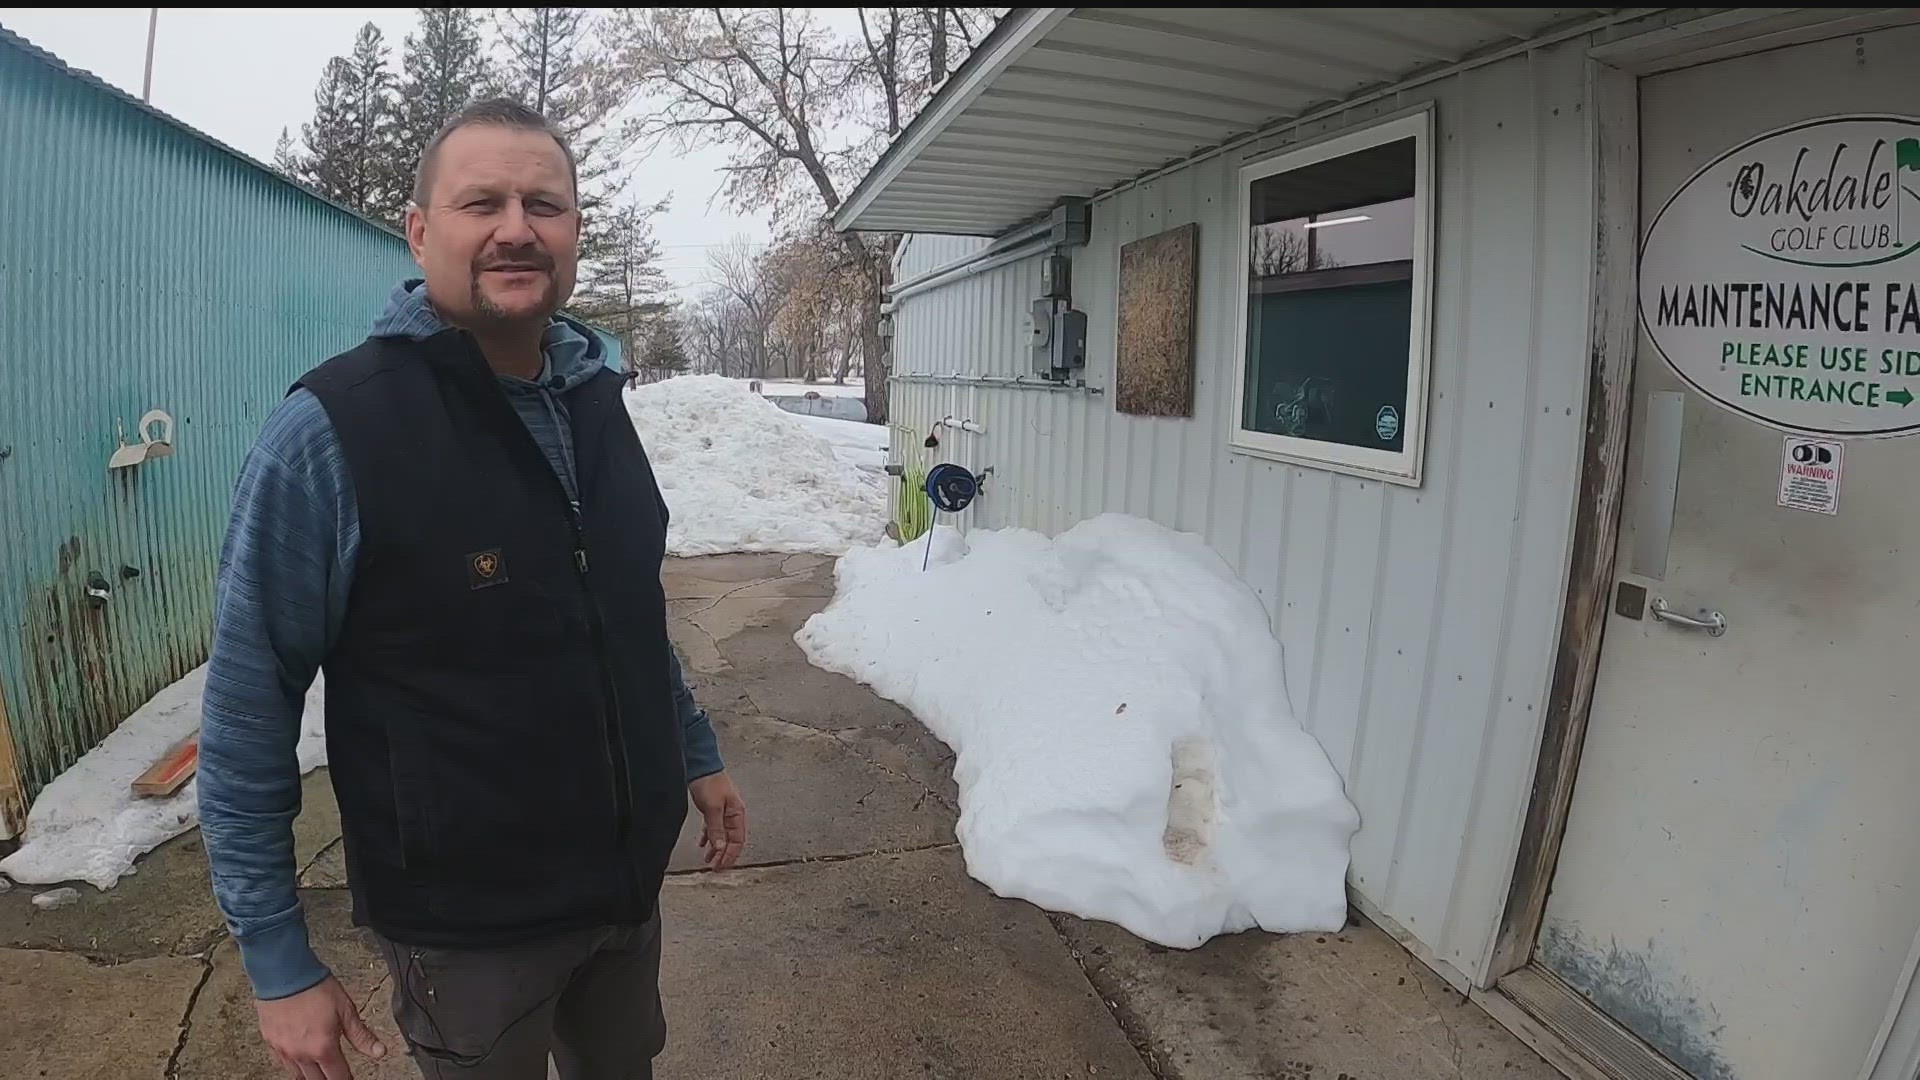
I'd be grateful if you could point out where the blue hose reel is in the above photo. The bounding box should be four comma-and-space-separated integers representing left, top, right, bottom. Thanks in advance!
918, 463, 981, 570
925, 462, 980, 513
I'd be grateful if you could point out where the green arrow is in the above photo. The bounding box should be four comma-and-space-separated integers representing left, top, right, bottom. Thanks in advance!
1892, 387, 1915, 407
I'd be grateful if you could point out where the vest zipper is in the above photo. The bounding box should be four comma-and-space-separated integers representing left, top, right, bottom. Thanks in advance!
567, 499, 637, 876
446, 337, 640, 909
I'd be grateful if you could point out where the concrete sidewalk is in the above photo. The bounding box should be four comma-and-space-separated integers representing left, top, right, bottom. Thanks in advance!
0, 552, 1558, 1080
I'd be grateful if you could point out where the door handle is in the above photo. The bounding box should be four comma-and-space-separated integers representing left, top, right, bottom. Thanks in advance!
1650, 597, 1726, 637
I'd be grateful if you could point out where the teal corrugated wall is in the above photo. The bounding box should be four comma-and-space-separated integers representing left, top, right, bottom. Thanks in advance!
0, 33, 417, 825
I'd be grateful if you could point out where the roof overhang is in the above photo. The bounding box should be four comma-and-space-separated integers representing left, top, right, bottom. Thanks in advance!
835, 7, 1642, 236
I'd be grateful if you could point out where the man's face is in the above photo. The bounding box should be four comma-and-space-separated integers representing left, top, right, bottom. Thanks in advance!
406, 124, 579, 329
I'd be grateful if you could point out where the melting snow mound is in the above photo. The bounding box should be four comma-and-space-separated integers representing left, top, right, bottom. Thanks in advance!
795, 514, 1360, 947
0, 666, 326, 890
625, 375, 889, 556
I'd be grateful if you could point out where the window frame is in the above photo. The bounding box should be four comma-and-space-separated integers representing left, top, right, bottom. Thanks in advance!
1228, 108, 1436, 487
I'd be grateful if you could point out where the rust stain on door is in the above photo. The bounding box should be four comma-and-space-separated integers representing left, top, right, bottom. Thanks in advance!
0, 676, 25, 837
15, 532, 207, 800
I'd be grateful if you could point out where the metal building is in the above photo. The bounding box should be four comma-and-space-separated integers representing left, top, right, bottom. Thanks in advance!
0, 26, 420, 835
840, 9, 1920, 1080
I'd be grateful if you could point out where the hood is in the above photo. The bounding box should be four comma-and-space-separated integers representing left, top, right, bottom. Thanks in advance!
369, 279, 607, 392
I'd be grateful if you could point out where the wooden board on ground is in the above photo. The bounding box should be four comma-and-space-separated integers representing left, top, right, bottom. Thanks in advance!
131, 733, 198, 798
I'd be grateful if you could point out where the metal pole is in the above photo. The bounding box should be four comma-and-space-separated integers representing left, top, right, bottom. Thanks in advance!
142, 8, 158, 102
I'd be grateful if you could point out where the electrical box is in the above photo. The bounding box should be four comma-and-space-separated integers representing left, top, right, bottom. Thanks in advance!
1055, 308, 1087, 374
1031, 301, 1087, 381
1051, 199, 1091, 248
1040, 254, 1072, 300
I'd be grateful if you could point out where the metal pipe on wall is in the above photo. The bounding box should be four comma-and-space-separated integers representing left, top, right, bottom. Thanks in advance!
886, 213, 1061, 296
883, 198, 1090, 312
883, 237, 1054, 312
935, 415, 986, 434
891, 371, 1102, 393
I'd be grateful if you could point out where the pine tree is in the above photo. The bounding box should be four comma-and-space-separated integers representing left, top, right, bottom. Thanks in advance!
490, 9, 649, 321
637, 310, 691, 375
300, 57, 361, 204
571, 198, 673, 357
271, 126, 303, 178
488, 8, 622, 219
396, 7, 489, 198
297, 23, 405, 225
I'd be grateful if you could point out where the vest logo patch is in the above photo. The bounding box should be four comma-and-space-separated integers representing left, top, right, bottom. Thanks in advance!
468, 548, 508, 589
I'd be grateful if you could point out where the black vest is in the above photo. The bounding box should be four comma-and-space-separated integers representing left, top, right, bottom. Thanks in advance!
297, 328, 686, 946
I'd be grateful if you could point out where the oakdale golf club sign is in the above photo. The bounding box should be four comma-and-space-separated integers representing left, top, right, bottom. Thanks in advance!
1640, 115, 1920, 437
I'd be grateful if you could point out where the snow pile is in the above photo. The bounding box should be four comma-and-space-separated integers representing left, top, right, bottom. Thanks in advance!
0, 666, 326, 890
795, 515, 1360, 947
792, 413, 890, 474
625, 374, 888, 556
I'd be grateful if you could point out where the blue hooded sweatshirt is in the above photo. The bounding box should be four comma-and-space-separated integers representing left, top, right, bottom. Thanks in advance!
198, 280, 722, 1001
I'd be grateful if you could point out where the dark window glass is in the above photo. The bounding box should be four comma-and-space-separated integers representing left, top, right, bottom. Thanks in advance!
1243, 137, 1416, 453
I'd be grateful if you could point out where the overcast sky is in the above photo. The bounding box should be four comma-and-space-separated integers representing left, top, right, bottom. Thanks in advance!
0, 7, 777, 300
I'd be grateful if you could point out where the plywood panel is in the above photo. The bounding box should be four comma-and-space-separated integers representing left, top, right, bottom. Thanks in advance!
1116, 222, 1200, 418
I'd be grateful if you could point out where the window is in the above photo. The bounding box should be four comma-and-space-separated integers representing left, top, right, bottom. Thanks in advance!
1231, 110, 1434, 485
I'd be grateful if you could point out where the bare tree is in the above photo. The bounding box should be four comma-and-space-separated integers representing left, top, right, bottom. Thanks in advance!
849, 7, 995, 161
1249, 224, 1311, 278
598, 7, 1001, 423
1248, 220, 1345, 279
683, 288, 764, 378
706, 235, 778, 378
920, 6, 989, 86
763, 227, 863, 384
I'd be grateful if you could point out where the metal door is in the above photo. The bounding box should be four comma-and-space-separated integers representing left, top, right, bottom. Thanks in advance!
1538, 25, 1920, 1080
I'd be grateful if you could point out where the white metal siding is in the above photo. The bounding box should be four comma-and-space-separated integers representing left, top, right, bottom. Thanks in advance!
887, 36, 1596, 987
894, 234, 990, 280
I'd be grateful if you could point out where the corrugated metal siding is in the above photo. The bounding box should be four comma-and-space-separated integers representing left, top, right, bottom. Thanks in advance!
893, 234, 990, 281
0, 36, 416, 820
887, 35, 1595, 986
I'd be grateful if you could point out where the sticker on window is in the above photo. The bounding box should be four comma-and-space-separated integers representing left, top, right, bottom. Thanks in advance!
1375, 405, 1400, 442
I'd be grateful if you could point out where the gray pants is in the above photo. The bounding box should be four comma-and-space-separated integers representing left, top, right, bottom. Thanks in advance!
373, 913, 666, 1080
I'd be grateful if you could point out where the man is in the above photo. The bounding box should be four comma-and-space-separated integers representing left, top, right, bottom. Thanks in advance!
199, 98, 747, 1080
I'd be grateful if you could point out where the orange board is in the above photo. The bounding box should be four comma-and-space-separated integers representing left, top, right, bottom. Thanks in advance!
130, 732, 198, 798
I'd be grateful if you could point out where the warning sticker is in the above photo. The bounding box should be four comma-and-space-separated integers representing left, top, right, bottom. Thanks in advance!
1778, 436, 1844, 515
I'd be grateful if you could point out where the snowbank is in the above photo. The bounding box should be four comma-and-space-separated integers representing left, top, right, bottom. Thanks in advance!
795, 515, 1360, 947
792, 413, 890, 474
625, 375, 888, 557
0, 666, 327, 889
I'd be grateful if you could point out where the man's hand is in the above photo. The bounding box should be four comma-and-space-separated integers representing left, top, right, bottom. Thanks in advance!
256, 974, 386, 1080
689, 771, 748, 870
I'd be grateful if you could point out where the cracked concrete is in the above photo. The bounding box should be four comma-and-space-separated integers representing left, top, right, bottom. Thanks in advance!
664, 709, 956, 873
0, 947, 206, 1078
0, 552, 1554, 1080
